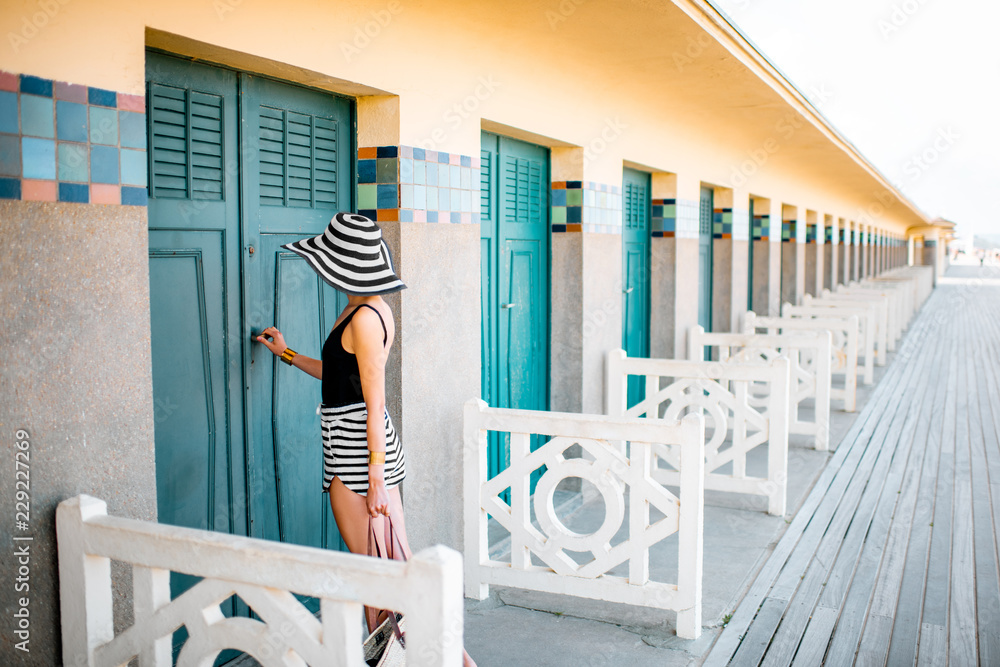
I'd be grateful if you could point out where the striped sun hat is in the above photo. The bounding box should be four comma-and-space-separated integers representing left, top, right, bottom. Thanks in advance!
282, 213, 406, 295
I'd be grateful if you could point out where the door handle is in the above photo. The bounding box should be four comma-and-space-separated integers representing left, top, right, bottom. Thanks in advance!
501, 303, 517, 309
623, 287, 634, 294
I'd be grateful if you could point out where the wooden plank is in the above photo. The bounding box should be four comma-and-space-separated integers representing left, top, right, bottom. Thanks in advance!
854, 614, 894, 667
729, 597, 787, 667
916, 622, 947, 666
948, 342, 977, 666
788, 606, 838, 667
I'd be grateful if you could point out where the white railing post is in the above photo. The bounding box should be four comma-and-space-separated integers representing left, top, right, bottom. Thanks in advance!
676, 414, 705, 639
133, 566, 171, 667
57, 495, 114, 667
767, 356, 791, 516
404, 546, 465, 667
463, 398, 489, 601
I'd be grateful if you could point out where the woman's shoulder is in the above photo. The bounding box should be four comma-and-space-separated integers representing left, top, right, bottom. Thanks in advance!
349, 302, 393, 341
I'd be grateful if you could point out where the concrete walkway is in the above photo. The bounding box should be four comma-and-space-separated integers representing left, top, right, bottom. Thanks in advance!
705, 261, 1000, 666
461, 303, 909, 665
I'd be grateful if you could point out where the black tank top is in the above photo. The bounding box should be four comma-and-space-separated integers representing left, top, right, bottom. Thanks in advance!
322, 304, 388, 407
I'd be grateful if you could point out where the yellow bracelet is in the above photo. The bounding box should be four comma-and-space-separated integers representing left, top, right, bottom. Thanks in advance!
280, 347, 297, 366
368, 451, 385, 465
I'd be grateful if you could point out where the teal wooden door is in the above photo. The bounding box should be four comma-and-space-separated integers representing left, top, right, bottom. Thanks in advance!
622, 168, 650, 408
698, 186, 714, 344
147, 54, 353, 648
480, 131, 549, 485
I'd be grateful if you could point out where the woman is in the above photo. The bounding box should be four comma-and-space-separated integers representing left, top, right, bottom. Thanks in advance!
256, 212, 475, 666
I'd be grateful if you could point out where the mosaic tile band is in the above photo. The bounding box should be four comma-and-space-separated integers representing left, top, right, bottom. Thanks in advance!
357, 145, 479, 223
0, 71, 147, 205
551, 181, 622, 233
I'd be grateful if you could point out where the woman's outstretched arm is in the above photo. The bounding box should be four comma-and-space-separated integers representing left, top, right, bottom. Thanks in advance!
351, 308, 391, 518
256, 327, 323, 379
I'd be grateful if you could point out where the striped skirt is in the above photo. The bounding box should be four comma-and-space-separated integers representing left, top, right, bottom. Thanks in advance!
320, 402, 406, 494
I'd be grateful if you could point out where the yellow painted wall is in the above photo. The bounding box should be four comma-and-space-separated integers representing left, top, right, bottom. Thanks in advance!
0, 0, 926, 234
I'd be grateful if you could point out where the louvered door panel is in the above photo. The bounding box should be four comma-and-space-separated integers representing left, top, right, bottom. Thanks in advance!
148, 83, 225, 200
258, 106, 341, 209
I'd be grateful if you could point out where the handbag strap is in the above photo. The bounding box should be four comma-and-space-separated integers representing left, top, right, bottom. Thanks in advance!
367, 515, 407, 647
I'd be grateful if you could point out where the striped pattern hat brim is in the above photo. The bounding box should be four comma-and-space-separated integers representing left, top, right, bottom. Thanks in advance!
282, 212, 406, 295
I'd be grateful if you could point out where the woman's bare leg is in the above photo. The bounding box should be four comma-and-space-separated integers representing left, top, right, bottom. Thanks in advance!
328, 479, 475, 666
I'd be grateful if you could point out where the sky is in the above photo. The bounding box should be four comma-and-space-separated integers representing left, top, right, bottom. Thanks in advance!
709, 0, 1000, 240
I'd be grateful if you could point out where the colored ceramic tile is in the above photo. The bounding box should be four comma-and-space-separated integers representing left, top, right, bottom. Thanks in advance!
121, 186, 147, 206
376, 208, 398, 221
450, 211, 461, 223
412, 147, 426, 161
357, 158, 376, 184
90, 144, 119, 184
22, 179, 57, 201
438, 152, 449, 164
448, 153, 459, 166
399, 158, 413, 184
425, 163, 438, 186
117, 93, 145, 112
551, 224, 567, 233
438, 164, 450, 188
400, 184, 413, 209
460, 190, 471, 213
461, 167, 472, 190
118, 111, 146, 149
413, 185, 426, 209
358, 208, 377, 220
425, 186, 438, 210
58, 182, 88, 203
0, 135, 20, 177
20, 75, 52, 98
376, 183, 396, 208
551, 207, 567, 225
357, 183, 377, 210
20, 95, 54, 138
412, 209, 426, 222
426, 211, 438, 223
438, 188, 450, 211
54, 81, 88, 103
0, 177, 20, 199
565, 189, 583, 206
56, 101, 88, 142
398, 208, 413, 222
551, 189, 567, 206
21, 137, 55, 179
376, 146, 397, 158
460, 155, 471, 167
413, 159, 426, 185
399, 145, 413, 159
57, 142, 88, 182
89, 106, 118, 145
0, 72, 18, 92
449, 165, 460, 188
375, 157, 396, 184
0, 91, 19, 134
120, 148, 147, 186
88, 87, 117, 108
90, 183, 120, 205
567, 206, 582, 223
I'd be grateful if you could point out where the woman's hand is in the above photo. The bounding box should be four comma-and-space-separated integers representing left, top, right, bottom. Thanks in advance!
366, 474, 390, 517
256, 326, 287, 356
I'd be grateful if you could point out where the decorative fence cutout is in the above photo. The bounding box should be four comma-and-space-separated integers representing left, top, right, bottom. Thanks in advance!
57, 495, 463, 667
463, 399, 706, 639
606, 349, 790, 516
743, 311, 859, 412
688, 325, 832, 450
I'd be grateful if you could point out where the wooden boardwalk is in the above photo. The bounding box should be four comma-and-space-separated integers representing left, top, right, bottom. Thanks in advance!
705, 266, 1000, 666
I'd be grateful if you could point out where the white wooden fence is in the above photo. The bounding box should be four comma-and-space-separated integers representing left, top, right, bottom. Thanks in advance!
743, 311, 859, 412
606, 349, 790, 516
781, 302, 875, 385
820, 287, 900, 350
688, 325, 832, 451
463, 399, 706, 639
57, 495, 463, 667
800, 294, 889, 366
